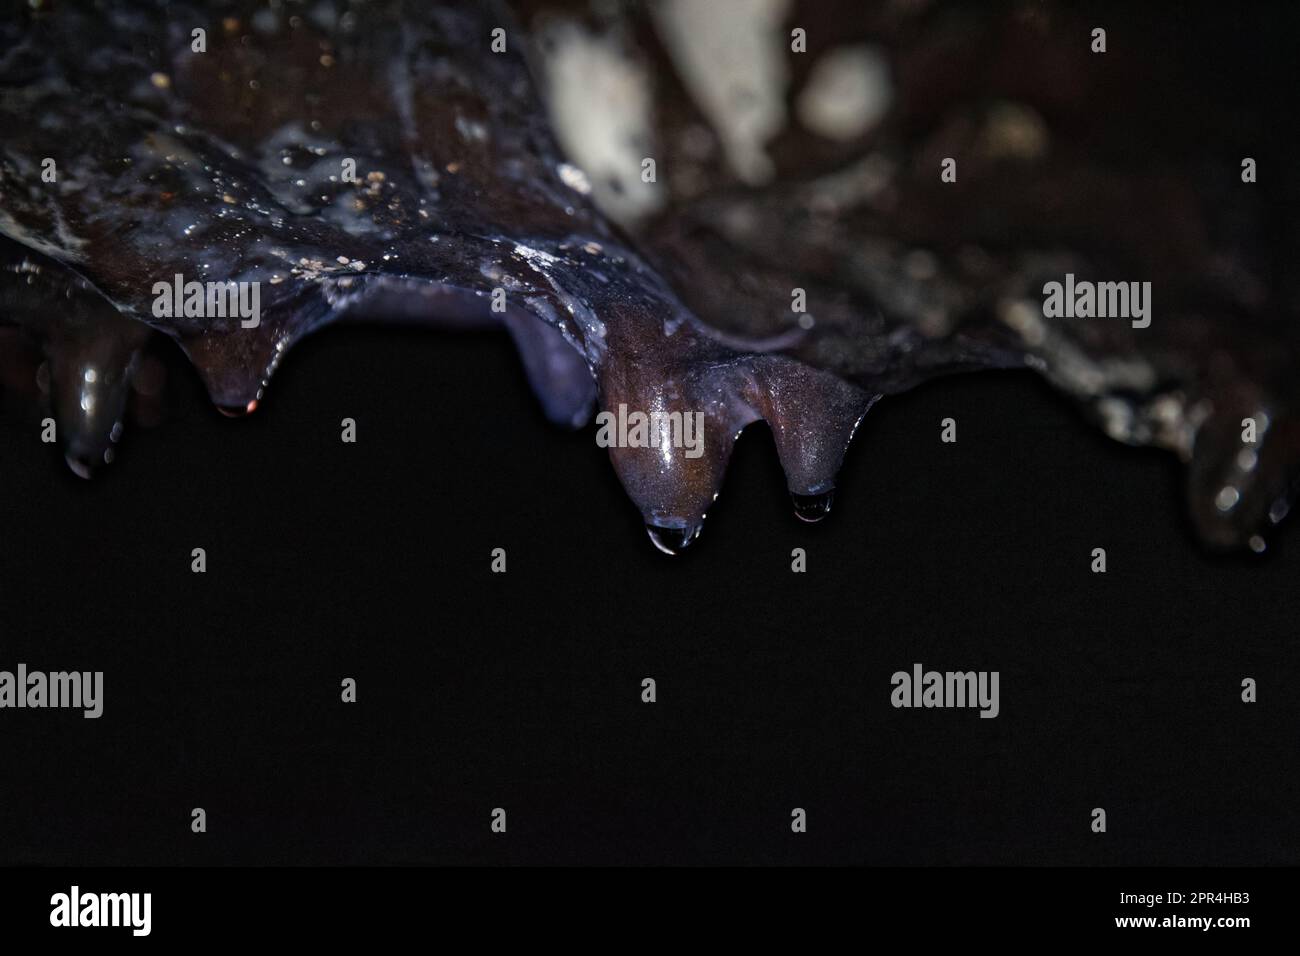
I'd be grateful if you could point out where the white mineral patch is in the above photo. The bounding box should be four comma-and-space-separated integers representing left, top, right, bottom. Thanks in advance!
512, 243, 559, 269
0, 208, 88, 263
557, 162, 592, 195
539, 21, 662, 224
651, 0, 790, 185
796, 45, 892, 142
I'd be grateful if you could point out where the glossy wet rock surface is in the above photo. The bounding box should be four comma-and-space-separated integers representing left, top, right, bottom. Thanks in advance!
1, 0, 1297, 553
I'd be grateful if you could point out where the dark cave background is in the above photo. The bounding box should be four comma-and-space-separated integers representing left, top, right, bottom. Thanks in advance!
1, 324, 1296, 865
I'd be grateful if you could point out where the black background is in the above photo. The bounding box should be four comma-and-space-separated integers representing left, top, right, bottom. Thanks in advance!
1, 323, 1296, 866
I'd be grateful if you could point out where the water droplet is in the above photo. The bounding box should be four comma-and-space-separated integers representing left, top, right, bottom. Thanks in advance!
1269, 496, 1291, 525
216, 399, 258, 418
791, 490, 834, 522
645, 523, 701, 555
64, 452, 96, 480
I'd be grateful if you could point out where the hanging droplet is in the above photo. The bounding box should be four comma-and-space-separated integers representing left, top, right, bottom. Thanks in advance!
645, 523, 702, 555
791, 490, 834, 523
